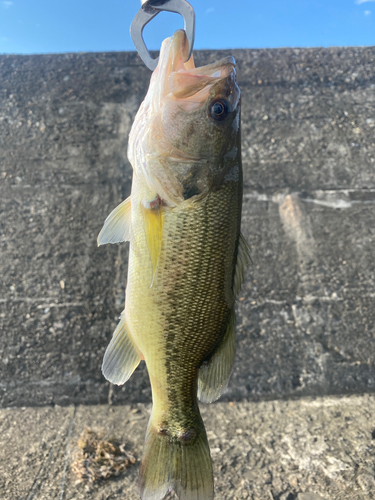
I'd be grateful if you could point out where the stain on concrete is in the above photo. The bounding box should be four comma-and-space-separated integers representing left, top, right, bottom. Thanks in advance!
278, 193, 315, 268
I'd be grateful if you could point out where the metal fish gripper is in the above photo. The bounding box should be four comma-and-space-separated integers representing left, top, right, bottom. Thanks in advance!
130, 0, 195, 70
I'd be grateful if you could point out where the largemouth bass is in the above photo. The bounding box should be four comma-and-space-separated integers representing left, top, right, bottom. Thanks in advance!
98, 30, 250, 500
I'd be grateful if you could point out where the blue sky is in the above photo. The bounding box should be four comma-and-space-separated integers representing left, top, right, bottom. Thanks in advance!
0, 0, 374, 55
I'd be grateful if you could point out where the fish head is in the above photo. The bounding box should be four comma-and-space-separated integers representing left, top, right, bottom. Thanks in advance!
128, 30, 241, 205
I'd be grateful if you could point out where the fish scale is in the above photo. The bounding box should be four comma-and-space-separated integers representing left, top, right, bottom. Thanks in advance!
127, 176, 241, 397
98, 30, 250, 500
126, 174, 241, 497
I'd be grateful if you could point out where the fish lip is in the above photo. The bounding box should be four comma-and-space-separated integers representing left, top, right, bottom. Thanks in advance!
164, 29, 236, 74
154, 30, 236, 101
183, 56, 236, 77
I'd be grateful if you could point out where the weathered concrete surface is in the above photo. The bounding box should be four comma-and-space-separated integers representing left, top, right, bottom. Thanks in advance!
1, 47, 375, 407
1, 395, 375, 500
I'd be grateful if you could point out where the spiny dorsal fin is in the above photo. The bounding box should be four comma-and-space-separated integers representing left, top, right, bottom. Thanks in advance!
102, 312, 142, 385
198, 309, 236, 404
97, 196, 131, 246
233, 232, 252, 296
141, 199, 164, 285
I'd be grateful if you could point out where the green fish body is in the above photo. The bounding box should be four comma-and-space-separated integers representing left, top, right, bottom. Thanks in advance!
98, 30, 250, 500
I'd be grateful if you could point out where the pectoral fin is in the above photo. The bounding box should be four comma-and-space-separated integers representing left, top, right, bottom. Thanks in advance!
97, 196, 131, 246
141, 198, 164, 285
198, 309, 236, 403
233, 232, 252, 296
102, 312, 142, 385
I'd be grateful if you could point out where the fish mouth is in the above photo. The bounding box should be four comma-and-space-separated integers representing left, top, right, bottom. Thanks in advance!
151, 29, 237, 106
128, 30, 241, 207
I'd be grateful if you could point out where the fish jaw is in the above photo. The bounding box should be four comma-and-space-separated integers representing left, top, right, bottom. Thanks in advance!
128, 29, 241, 207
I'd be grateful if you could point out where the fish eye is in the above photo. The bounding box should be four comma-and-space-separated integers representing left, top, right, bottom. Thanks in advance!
209, 99, 230, 122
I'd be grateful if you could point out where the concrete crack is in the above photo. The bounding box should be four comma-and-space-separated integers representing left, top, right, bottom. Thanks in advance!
59, 405, 76, 500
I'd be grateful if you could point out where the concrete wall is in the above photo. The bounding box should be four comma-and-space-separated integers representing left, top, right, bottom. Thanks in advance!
1, 47, 375, 407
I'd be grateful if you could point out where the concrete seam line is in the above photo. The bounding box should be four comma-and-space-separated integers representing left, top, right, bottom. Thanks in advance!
59, 405, 76, 500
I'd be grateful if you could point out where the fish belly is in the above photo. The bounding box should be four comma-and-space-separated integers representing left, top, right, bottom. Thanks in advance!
125, 172, 242, 423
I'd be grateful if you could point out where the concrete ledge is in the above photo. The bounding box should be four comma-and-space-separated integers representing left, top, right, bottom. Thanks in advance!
1, 394, 374, 500
1, 47, 375, 407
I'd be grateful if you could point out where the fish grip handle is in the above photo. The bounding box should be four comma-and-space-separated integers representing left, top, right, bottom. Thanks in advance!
131, 0, 195, 70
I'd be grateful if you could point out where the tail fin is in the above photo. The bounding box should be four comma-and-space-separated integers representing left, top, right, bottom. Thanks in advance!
139, 418, 213, 500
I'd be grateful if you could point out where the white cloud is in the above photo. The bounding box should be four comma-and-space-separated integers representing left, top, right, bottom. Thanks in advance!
365, 9, 371, 13
2, 1, 14, 7
355, 0, 375, 4
206, 7, 214, 14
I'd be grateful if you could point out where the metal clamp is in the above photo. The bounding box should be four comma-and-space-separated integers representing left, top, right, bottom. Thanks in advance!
130, 0, 195, 71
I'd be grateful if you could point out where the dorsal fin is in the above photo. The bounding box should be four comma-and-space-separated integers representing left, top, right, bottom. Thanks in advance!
97, 196, 131, 246
233, 233, 252, 296
198, 309, 236, 403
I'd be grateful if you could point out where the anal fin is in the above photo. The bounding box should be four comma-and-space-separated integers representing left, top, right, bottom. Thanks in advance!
102, 312, 142, 385
97, 196, 131, 246
198, 309, 236, 404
